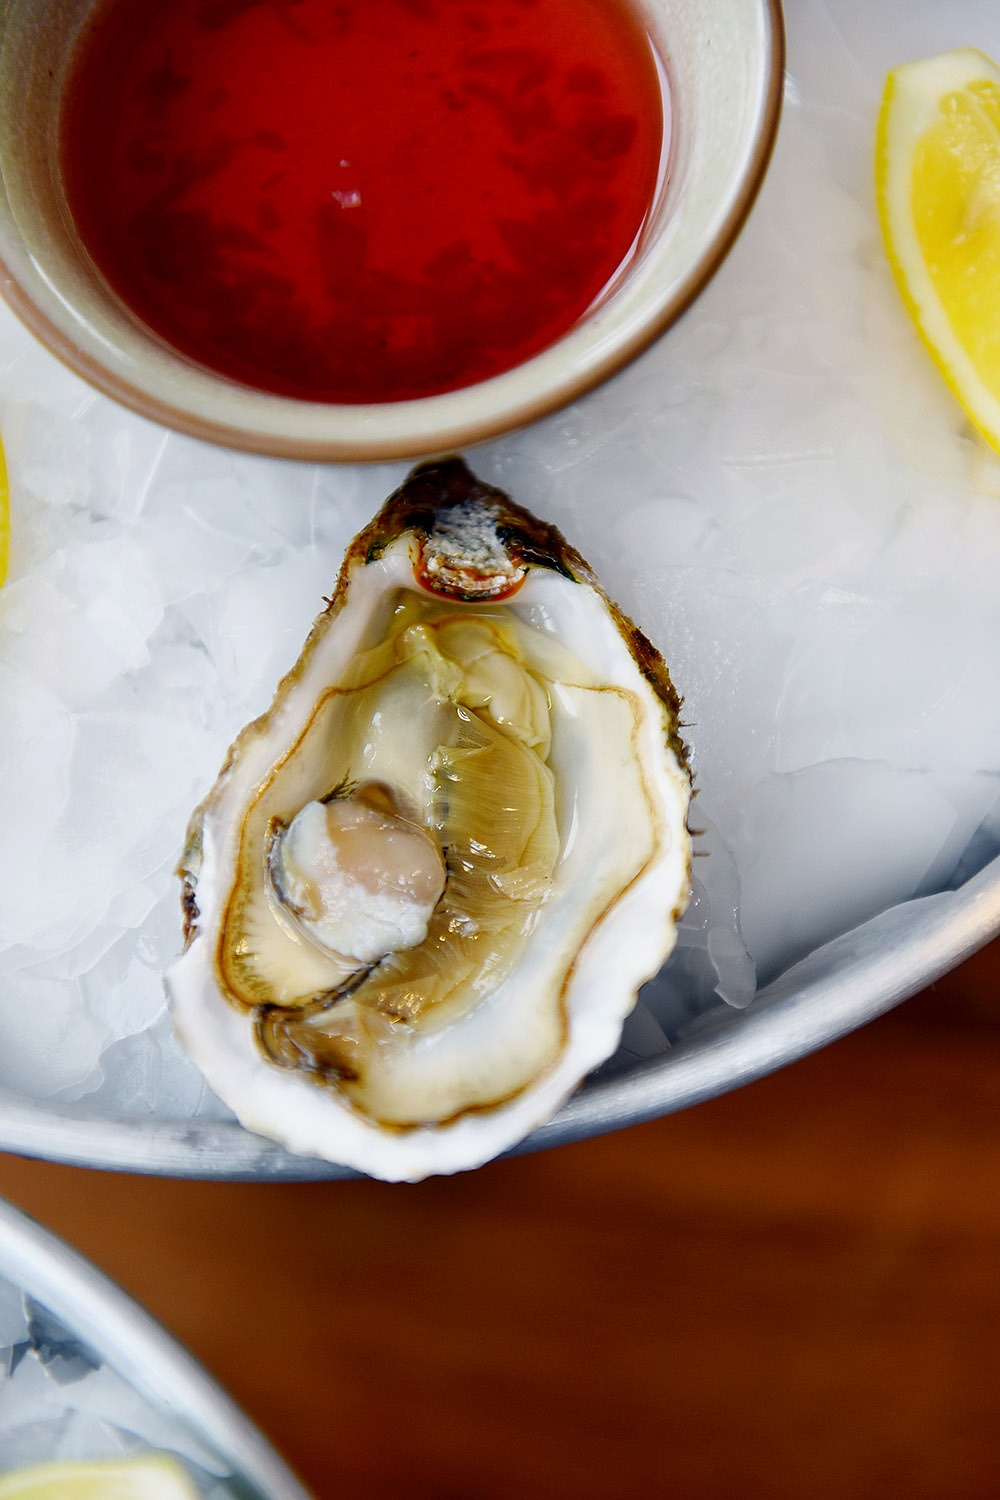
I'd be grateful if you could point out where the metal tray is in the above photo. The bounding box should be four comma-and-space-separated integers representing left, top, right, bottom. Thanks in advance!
0, 1195, 313, 1494
1, 0, 999, 1179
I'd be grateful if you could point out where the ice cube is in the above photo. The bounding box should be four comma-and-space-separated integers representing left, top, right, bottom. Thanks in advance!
0, 1279, 27, 1352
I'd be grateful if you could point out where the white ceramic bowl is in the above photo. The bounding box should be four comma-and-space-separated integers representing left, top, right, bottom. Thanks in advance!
0, 0, 783, 460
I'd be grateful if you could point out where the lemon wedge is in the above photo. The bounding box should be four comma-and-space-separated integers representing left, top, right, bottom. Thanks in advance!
0, 423, 9, 587
0, 1455, 201, 1500
876, 46, 1000, 451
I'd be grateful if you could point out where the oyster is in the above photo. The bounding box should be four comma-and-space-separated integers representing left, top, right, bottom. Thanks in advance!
166, 459, 692, 1180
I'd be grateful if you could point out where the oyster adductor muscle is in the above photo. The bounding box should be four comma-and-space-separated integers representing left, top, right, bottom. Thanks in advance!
166, 459, 692, 1180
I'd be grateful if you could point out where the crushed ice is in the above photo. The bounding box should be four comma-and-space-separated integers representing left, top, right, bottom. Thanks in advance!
0, 1274, 231, 1491
1, 0, 1000, 1121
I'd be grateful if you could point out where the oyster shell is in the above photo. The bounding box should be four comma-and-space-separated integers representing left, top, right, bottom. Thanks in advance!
166, 459, 692, 1180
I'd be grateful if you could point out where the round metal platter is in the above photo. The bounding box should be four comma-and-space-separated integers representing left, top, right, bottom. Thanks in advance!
1, 0, 999, 1179
0, 1196, 313, 1494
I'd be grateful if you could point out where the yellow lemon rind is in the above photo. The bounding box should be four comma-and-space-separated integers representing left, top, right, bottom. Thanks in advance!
0, 1454, 201, 1500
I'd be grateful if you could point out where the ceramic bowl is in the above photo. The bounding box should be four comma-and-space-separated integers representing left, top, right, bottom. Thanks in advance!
0, 0, 783, 462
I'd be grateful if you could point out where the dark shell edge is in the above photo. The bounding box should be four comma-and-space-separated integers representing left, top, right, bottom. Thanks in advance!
332, 456, 692, 779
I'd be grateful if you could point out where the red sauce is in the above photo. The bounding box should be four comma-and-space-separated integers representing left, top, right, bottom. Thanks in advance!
61, 0, 664, 404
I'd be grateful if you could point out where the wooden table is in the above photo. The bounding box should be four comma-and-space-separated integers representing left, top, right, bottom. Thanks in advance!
2, 938, 999, 1500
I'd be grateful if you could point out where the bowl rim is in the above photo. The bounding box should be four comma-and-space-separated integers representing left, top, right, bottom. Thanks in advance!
0, 0, 786, 462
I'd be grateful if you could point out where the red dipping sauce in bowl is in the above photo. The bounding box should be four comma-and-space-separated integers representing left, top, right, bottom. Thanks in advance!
60, 0, 666, 404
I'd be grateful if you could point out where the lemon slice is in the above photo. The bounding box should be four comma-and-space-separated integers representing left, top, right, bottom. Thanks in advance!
0, 1455, 201, 1500
0, 423, 9, 587
876, 46, 1000, 451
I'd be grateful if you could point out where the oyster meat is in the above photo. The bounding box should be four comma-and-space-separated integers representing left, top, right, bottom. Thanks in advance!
166, 459, 692, 1179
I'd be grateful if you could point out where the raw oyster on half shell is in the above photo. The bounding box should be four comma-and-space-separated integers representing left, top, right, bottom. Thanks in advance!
166, 459, 692, 1180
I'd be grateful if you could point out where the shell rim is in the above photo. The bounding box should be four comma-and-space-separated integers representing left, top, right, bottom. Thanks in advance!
166, 459, 693, 1178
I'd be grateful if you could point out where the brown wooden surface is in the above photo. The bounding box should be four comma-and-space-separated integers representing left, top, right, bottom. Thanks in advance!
2, 939, 1000, 1500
